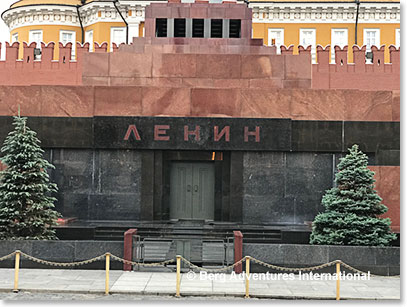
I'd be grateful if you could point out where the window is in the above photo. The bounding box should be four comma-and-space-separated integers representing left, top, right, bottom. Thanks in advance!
268, 28, 284, 54
300, 29, 316, 63
211, 19, 223, 38
85, 30, 94, 51
156, 19, 167, 37
174, 19, 186, 37
110, 27, 126, 51
11, 33, 18, 43
395, 28, 400, 47
29, 30, 43, 60
331, 29, 348, 63
192, 19, 204, 38
363, 29, 380, 51
60, 30, 76, 59
229, 20, 241, 38
29, 30, 43, 48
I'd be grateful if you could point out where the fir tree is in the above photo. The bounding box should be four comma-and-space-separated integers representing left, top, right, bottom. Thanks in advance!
310, 144, 396, 246
0, 116, 61, 240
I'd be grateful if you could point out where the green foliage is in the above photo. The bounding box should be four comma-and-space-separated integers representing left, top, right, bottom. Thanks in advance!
0, 116, 61, 240
310, 144, 396, 246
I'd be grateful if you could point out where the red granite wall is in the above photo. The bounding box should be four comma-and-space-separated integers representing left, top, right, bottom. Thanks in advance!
312, 45, 400, 91
369, 166, 400, 232
0, 85, 399, 121
82, 51, 311, 89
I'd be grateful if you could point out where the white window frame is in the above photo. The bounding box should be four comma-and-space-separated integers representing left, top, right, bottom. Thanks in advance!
299, 28, 316, 63
363, 28, 380, 51
110, 27, 126, 51
85, 30, 94, 51
29, 30, 43, 60
11, 33, 18, 43
60, 30, 76, 60
395, 28, 400, 48
29, 30, 43, 48
331, 28, 348, 64
268, 28, 284, 54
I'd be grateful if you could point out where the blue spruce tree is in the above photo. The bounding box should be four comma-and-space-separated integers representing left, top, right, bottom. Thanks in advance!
0, 116, 61, 240
310, 144, 396, 246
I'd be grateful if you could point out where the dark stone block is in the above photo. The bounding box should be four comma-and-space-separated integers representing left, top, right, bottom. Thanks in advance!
99, 150, 142, 194
243, 243, 286, 264
376, 149, 400, 166
31, 241, 75, 262
280, 244, 329, 265
344, 121, 400, 153
286, 153, 333, 197
0, 116, 14, 146
59, 193, 89, 219
88, 194, 140, 220
40, 117, 93, 148
74, 241, 123, 260
140, 150, 155, 220
55, 227, 95, 240
243, 196, 295, 224
243, 167, 286, 197
294, 196, 325, 224
328, 246, 376, 265
0, 241, 32, 255
94, 116, 292, 151
281, 231, 311, 244
375, 247, 400, 265
230, 151, 243, 222
292, 121, 343, 152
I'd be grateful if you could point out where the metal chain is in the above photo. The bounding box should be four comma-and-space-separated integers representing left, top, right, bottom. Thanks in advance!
250, 257, 339, 273
110, 254, 175, 267
0, 251, 16, 262
18, 251, 106, 267
180, 256, 246, 273
2, 250, 400, 278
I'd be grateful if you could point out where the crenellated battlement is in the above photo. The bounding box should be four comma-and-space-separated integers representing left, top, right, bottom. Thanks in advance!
0, 40, 400, 90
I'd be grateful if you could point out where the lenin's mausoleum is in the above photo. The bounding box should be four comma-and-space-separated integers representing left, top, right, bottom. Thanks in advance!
0, 0, 400, 274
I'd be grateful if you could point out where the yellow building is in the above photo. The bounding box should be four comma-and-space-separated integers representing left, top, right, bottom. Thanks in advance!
2, 0, 400, 63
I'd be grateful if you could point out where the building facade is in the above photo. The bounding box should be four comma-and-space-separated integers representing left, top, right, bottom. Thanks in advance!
2, 0, 400, 63
0, 2, 400, 259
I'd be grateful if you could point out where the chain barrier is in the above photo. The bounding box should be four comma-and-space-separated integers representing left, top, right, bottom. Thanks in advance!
110, 254, 175, 267
18, 251, 106, 267
0, 251, 16, 262
0, 250, 399, 278
180, 256, 245, 273
250, 257, 339, 273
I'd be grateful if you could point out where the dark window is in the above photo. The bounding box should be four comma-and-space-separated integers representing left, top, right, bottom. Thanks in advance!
211, 19, 223, 38
229, 19, 241, 38
192, 19, 204, 38
156, 18, 167, 37
174, 18, 186, 37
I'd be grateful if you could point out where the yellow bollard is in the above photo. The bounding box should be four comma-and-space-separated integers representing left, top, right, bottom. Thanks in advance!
245, 256, 250, 298
13, 251, 20, 293
176, 255, 181, 297
105, 253, 110, 295
336, 262, 341, 300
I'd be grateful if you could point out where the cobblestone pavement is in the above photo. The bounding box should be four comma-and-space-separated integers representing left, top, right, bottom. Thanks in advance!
0, 269, 400, 300
0, 291, 251, 301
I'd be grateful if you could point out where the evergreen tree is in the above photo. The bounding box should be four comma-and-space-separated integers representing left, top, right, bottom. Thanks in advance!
310, 144, 396, 246
0, 116, 61, 240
